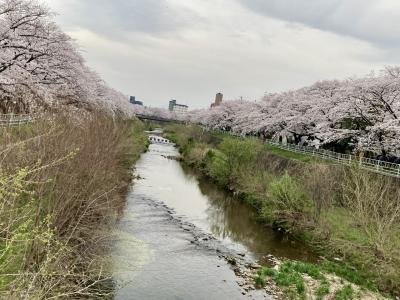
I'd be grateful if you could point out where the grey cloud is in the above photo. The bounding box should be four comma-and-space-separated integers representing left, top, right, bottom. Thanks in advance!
56, 0, 190, 37
237, 0, 400, 48
48, 0, 396, 109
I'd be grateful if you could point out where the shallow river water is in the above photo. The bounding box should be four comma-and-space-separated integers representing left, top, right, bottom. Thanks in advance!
112, 142, 316, 300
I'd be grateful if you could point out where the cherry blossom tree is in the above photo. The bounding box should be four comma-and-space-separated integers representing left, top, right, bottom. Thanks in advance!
0, 0, 137, 116
190, 67, 400, 156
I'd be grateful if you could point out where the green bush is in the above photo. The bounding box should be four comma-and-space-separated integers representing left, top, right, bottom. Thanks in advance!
263, 173, 314, 230
219, 137, 260, 173
204, 149, 230, 187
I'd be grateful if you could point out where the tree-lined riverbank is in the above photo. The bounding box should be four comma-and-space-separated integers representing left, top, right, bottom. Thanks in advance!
165, 124, 400, 298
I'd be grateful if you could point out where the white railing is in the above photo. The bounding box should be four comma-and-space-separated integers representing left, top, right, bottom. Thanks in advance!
266, 140, 400, 178
0, 114, 35, 127
203, 127, 400, 178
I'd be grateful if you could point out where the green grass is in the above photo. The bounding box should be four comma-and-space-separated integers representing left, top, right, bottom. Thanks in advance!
256, 261, 318, 299
323, 208, 369, 246
207, 130, 318, 163
0, 123, 35, 143
204, 129, 319, 163
290, 261, 325, 280
316, 281, 331, 300
264, 144, 315, 162
321, 261, 377, 291
264, 144, 336, 165
120, 120, 149, 168
335, 285, 355, 300
255, 259, 382, 299
208, 129, 333, 165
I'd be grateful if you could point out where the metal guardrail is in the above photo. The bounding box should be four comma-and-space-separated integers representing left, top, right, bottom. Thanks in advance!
203, 127, 400, 178
266, 140, 400, 178
0, 114, 35, 127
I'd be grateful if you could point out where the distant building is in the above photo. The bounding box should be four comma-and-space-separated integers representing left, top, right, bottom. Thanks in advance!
173, 104, 189, 114
169, 99, 188, 114
169, 99, 177, 111
211, 93, 223, 108
130, 96, 143, 106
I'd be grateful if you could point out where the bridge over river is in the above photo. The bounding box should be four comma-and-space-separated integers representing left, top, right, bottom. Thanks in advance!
136, 113, 184, 124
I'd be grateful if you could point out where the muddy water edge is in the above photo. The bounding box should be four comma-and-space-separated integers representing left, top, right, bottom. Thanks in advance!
111, 139, 318, 300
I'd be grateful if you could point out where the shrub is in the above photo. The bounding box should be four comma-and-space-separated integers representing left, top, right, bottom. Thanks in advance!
204, 149, 230, 187
219, 137, 260, 174
342, 166, 400, 260
263, 173, 314, 230
185, 143, 209, 167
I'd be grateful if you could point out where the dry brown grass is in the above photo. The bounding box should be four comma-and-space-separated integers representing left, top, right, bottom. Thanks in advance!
342, 166, 400, 258
0, 112, 147, 299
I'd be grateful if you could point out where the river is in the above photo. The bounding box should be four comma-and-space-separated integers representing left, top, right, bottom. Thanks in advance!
111, 140, 317, 300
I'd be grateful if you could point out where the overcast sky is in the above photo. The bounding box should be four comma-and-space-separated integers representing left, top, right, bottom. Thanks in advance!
48, 0, 400, 109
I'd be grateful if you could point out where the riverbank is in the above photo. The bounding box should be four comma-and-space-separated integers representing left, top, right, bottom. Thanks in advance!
0, 114, 148, 298
165, 124, 400, 299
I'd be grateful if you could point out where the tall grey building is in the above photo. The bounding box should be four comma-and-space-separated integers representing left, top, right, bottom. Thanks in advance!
211, 93, 223, 108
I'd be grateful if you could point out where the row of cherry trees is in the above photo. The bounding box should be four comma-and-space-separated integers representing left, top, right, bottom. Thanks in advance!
0, 0, 134, 116
186, 67, 400, 157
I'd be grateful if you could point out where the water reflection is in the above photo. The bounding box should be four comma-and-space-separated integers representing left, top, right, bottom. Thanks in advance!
180, 165, 317, 263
